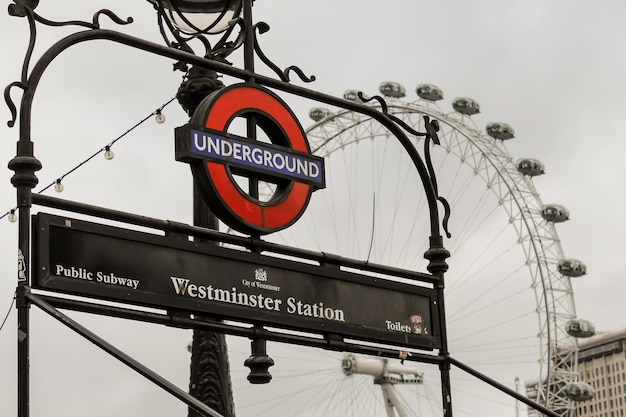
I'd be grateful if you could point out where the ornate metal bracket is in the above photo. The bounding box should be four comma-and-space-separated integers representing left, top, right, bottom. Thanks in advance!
5, 1, 133, 127
252, 22, 315, 83
358, 92, 451, 238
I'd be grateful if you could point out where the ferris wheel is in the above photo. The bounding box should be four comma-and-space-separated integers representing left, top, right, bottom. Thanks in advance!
225, 81, 593, 417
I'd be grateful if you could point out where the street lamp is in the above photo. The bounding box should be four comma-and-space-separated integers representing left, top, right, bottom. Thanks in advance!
151, 0, 242, 34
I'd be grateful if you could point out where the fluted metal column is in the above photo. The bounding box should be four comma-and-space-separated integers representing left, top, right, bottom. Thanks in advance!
177, 65, 235, 417
188, 187, 235, 417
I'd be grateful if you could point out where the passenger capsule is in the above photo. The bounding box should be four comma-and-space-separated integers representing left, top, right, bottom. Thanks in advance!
516, 158, 545, 176
416, 84, 444, 101
379, 81, 406, 98
557, 258, 586, 277
565, 319, 596, 338
343, 89, 363, 101
452, 97, 480, 115
540, 204, 569, 223
564, 382, 594, 401
309, 107, 331, 122
486, 122, 515, 140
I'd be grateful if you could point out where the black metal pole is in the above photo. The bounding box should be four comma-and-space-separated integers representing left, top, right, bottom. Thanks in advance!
243, 0, 259, 198
16, 266, 29, 417
175, 43, 235, 417
240, 0, 259, 201
424, 235, 452, 417
16, 210, 30, 417
242, 0, 254, 76
449, 356, 560, 417
9, 128, 42, 417
243, 36, 259, 200
188, 181, 236, 417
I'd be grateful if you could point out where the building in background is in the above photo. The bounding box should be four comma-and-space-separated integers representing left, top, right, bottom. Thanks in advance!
576, 328, 626, 417
525, 328, 626, 417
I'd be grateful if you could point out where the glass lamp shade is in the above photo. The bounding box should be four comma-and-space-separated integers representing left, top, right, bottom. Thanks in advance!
157, 0, 242, 34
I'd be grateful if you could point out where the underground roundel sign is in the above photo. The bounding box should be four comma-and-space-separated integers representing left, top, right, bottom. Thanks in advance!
175, 83, 325, 235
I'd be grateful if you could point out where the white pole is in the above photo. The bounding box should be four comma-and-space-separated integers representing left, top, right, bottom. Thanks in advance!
380, 383, 399, 417
383, 383, 412, 417
342, 353, 423, 417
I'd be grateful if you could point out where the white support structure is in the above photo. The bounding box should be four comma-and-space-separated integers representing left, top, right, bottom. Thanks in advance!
342, 353, 423, 417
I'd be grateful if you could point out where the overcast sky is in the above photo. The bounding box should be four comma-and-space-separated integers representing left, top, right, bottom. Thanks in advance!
1, 1, 625, 417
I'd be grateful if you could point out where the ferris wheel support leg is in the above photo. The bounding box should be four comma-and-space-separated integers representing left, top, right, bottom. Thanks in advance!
380, 384, 397, 417
381, 383, 412, 417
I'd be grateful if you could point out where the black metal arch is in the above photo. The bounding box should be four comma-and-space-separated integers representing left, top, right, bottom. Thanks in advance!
4, 2, 559, 417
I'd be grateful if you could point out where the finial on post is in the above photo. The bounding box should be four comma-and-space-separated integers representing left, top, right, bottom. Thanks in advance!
244, 338, 274, 384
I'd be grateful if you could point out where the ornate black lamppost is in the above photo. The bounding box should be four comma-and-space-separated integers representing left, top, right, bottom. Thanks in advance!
5, 1, 564, 417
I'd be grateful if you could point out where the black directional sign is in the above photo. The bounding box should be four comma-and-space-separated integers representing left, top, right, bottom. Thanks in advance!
32, 213, 440, 350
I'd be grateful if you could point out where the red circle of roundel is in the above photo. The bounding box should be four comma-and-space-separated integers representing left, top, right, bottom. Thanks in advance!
193, 83, 314, 235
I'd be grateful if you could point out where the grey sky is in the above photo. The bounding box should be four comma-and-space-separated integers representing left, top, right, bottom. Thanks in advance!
1, 1, 625, 416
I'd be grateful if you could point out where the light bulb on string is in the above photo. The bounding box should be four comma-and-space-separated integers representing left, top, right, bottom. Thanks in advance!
155, 110, 166, 124
54, 179, 64, 193
104, 146, 115, 160
8, 209, 17, 223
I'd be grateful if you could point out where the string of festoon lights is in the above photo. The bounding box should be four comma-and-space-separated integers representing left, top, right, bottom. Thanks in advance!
1, 97, 176, 222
